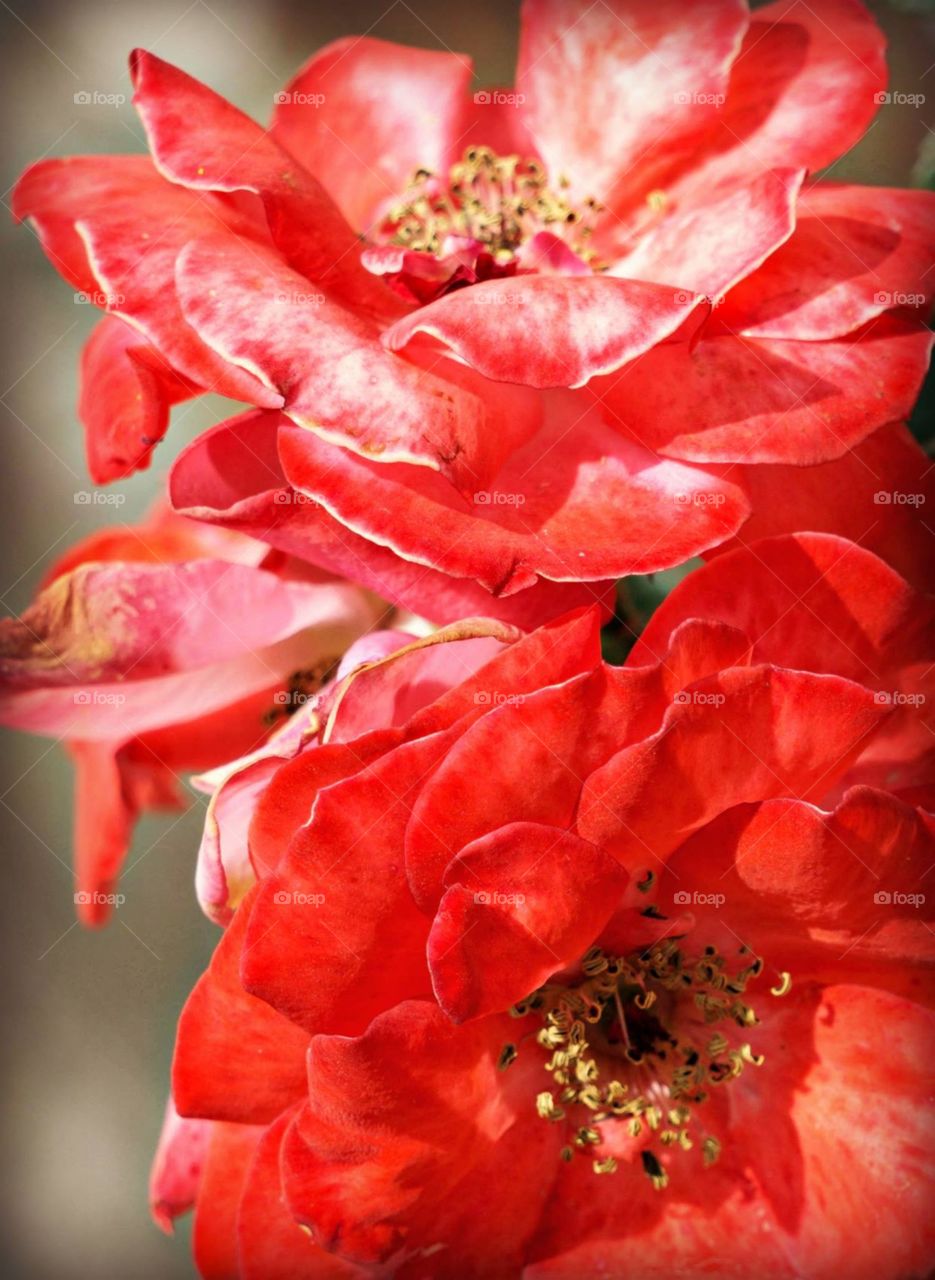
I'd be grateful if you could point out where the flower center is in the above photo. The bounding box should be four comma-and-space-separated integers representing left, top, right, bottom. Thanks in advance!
379, 146, 603, 263
507, 941, 791, 1188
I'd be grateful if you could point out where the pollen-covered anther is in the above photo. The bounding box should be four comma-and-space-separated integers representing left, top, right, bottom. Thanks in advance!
381, 145, 604, 262
514, 940, 788, 1191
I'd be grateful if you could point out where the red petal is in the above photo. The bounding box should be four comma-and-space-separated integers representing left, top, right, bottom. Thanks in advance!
168, 409, 617, 625
175, 234, 494, 492
732, 422, 935, 593
579, 666, 888, 869
193, 1123, 263, 1280
241, 729, 464, 1034
281, 1001, 556, 1269
149, 1098, 212, 1234
13, 155, 278, 404
516, 0, 748, 208
720, 184, 935, 340
596, 315, 932, 465
173, 891, 309, 1124
384, 276, 700, 387
633, 531, 932, 688
129, 49, 391, 314
79, 316, 197, 483
279, 399, 749, 590
429, 822, 628, 1022
237, 1109, 361, 1278
271, 37, 472, 233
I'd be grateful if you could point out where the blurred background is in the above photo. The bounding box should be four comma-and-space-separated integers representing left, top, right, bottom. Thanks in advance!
0, 1, 932, 1276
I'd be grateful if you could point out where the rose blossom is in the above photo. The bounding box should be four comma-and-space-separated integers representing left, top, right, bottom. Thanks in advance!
0, 500, 383, 924
157, 532, 933, 1277
12, 0, 935, 623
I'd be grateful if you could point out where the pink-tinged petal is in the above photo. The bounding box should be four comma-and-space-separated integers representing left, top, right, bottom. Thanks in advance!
238, 1110, 364, 1279
175, 234, 495, 492
429, 822, 628, 1023
279, 399, 749, 590
730, 986, 935, 1280
694, 0, 887, 182
516, 0, 749, 207
173, 890, 309, 1124
664, 790, 935, 981
402, 605, 603, 739
79, 316, 198, 484
241, 728, 463, 1035
323, 627, 512, 744
730, 422, 935, 593
720, 184, 935, 340
13, 155, 279, 404
0, 558, 373, 739
193, 1123, 264, 1280
578, 666, 888, 870
632, 531, 932, 689
195, 748, 301, 928
271, 37, 472, 233
597, 316, 933, 464
149, 1097, 212, 1234
169, 409, 617, 625
384, 276, 700, 388
129, 49, 393, 315
281, 1001, 557, 1270
608, 166, 803, 300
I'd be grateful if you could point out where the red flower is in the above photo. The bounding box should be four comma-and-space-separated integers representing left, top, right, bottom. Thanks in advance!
0, 501, 383, 924
162, 533, 934, 1277
13, 1, 935, 623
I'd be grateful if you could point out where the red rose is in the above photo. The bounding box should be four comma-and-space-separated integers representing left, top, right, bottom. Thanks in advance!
0, 501, 383, 924
161, 533, 934, 1277
14, 1, 935, 623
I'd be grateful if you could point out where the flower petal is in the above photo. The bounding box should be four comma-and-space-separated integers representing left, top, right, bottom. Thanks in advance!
579, 666, 888, 869
79, 316, 198, 483
271, 37, 473, 233
597, 315, 933, 464
429, 822, 628, 1022
516, 0, 749, 207
384, 275, 700, 388
720, 184, 935, 340
173, 890, 309, 1124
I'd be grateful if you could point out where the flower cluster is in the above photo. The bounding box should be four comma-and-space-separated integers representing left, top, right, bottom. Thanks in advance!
3, 0, 934, 1276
